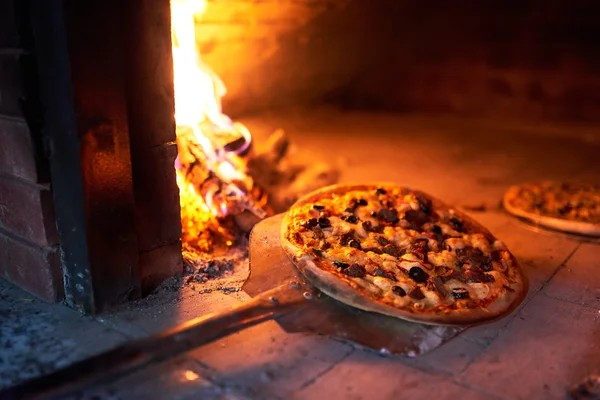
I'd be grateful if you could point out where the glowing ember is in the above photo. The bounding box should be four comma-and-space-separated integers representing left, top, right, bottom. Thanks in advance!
170, 0, 269, 252
177, 172, 233, 252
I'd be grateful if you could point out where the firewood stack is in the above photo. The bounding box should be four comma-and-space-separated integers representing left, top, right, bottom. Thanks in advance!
175, 126, 340, 251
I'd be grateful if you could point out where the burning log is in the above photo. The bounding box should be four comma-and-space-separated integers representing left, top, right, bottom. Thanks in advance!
176, 124, 339, 252
175, 126, 210, 184
176, 123, 272, 252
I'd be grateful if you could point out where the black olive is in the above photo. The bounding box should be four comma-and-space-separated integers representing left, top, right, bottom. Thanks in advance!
392, 286, 406, 296
451, 287, 469, 299
417, 196, 432, 215
371, 211, 378, 217
376, 188, 387, 195
313, 205, 325, 211
432, 225, 442, 234
449, 217, 464, 232
322, 242, 332, 251
342, 215, 358, 224
333, 262, 349, 269
348, 239, 362, 250
408, 266, 429, 283
304, 218, 318, 228
357, 199, 368, 206
318, 217, 331, 228
343, 264, 365, 278
345, 207, 354, 213
312, 248, 323, 257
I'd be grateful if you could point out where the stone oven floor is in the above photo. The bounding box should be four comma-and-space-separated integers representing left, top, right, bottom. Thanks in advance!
2, 108, 600, 399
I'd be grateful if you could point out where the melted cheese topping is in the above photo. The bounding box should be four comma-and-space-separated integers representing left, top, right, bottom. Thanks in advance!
285, 186, 517, 314
508, 182, 600, 223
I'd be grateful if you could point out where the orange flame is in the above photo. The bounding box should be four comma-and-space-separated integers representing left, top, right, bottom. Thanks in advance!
171, 0, 266, 252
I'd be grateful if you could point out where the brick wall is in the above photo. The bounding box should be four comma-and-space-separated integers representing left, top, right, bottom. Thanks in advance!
0, 0, 63, 302
197, 0, 390, 117
340, 2, 600, 122
199, 0, 600, 123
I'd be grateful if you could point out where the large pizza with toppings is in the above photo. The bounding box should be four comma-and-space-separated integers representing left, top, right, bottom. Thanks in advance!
503, 182, 600, 237
281, 184, 527, 325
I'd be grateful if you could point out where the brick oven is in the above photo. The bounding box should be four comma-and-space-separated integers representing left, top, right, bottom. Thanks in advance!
1, 0, 599, 317
1, 1, 600, 398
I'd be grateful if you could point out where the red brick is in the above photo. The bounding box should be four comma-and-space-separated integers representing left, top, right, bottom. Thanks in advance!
0, 117, 38, 182
0, 177, 58, 245
139, 240, 182, 295
0, 232, 63, 302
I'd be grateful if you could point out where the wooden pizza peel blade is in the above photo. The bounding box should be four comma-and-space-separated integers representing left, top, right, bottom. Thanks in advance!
243, 213, 467, 357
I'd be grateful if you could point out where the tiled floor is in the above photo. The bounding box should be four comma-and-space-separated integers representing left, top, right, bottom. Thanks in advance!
1, 110, 600, 399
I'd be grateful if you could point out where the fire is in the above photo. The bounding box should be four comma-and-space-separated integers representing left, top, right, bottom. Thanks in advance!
170, 0, 268, 252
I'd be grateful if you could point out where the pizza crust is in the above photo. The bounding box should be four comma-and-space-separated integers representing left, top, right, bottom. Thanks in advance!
281, 183, 528, 326
503, 185, 600, 237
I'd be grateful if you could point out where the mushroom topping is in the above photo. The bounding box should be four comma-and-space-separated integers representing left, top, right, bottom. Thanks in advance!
408, 286, 425, 300
377, 208, 400, 224
343, 263, 366, 278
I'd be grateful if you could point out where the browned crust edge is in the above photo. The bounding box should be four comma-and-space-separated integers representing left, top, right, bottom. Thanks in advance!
503, 185, 600, 237
281, 183, 529, 326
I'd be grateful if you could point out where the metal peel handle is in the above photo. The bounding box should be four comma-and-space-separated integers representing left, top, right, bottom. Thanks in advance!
0, 282, 310, 400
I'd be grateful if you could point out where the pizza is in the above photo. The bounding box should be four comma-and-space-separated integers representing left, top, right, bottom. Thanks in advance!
503, 182, 600, 237
281, 184, 527, 326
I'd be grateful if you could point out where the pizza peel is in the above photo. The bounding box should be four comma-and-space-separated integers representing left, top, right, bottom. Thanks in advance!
2, 214, 466, 399
243, 213, 466, 356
